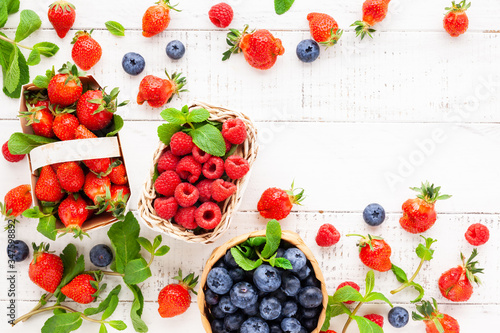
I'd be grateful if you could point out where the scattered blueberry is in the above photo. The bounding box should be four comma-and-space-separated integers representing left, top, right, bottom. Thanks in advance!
7, 240, 29, 262
388, 306, 409, 328
296, 39, 320, 63
121, 52, 145, 75
211, 319, 230, 333
270, 324, 283, 333
224, 311, 246, 331
284, 248, 306, 273
295, 265, 311, 280
298, 286, 323, 309
205, 289, 220, 306
281, 318, 302, 333
241, 317, 270, 333
299, 306, 321, 319
224, 250, 238, 268
229, 267, 245, 282
242, 301, 260, 316
363, 203, 386, 226
282, 301, 298, 318
260, 297, 282, 321
281, 273, 301, 297
207, 267, 233, 295
212, 304, 227, 319
219, 295, 238, 314
254, 265, 281, 292
89, 244, 113, 267
166, 40, 185, 60
230, 281, 258, 308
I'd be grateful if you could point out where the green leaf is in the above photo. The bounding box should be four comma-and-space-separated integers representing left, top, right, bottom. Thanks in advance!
187, 108, 210, 123
127, 284, 148, 332
261, 220, 281, 259
274, 0, 295, 15
27, 48, 40, 66
124, 258, 152, 285
99, 324, 107, 333
7, 0, 20, 15
0, 32, 12, 68
365, 270, 375, 296
105, 21, 125, 37
189, 124, 226, 157
409, 282, 425, 303
33, 42, 59, 57
101, 294, 119, 320
37, 215, 57, 241
84, 285, 122, 316
107, 212, 141, 274
33, 74, 49, 88
157, 123, 182, 145
0, 2, 7, 29
41, 313, 83, 333
154, 245, 170, 257
329, 286, 364, 304
391, 264, 408, 283
108, 320, 127, 331
23, 206, 47, 219
153, 235, 162, 250
274, 257, 293, 270
137, 237, 153, 253
3, 46, 28, 98
321, 304, 347, 331
352, 315, 384, 333
160, 108, 187, 124
247, 237, 267, 247
55, 245, 85, 297
416, 236, 437, 261
8, 132, 57, 155
106, 114, 124, 137
231, 247, 262, 271
4, 46, 20, 93
364, 292, 393, 307
15, 10, 41, 42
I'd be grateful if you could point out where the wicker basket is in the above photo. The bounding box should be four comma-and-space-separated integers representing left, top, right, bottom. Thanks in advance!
137, 102, 259, 244
197, 229, 328, 333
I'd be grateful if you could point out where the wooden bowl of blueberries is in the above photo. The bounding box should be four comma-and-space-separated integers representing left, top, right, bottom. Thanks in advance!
197, 221, 328, 333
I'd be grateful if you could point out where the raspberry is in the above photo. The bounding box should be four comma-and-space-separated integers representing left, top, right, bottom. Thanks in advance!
315, 223, 341, 247
174, 206, 197, 229
174, 183, 199, 207
170, 132, 194, 156
192, 145, 211, 163
154, 197, 178, 220
224, 138, 232, 153
336, 281, 360, 304
222, 118, 246, 144
202, 157, 225, 179
212, 179, 237, 202
176, 156, 202, 183
195, 202, 222, 230
364, 314, 384, 328
154, 170, 181, 197
465, 223, 490, 246
208, 2, 234, 28
2, 141, 25, 163
157, 150, 180, 174
224, 155, 250, 179
197, 179, 213, 203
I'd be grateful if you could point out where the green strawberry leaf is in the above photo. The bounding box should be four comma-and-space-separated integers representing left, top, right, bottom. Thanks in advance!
36, 215, 57, 241
274, 0, 295, 15
107, 212, 141, 274
352, 315, 384, 333
187, 108, 210, 123
409, 282, 425, 303
261, 220, 281, 259
84, 285, 122, 316
160, 107, 187, 124
105, 21, 125, 37
365, 270, 375, 296
108, 320, 127, 331
33, 42, 59, 57
26, 48, 40, 66
41, 313, 82, 333
189, 123, 226, 157
123, 258, 152, 285
127, 284, 148, 332
8, 132, 57, 155
329, 285, 364, 304
101, 294, 119, 320
157, 123, 182, 145
391, 264, 408, 283
231, 247, 262, 271
15, 10, 41, 42
364, 291, 393, 307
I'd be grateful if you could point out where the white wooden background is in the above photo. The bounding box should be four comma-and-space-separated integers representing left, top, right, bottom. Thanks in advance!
1, 0, 500, 332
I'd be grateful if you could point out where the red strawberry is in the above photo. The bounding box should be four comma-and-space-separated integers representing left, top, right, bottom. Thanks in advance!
2, 141, 25, 163
348, 234, 392, 272
71, 30, 102, 71
352, 0, 391, 39
109, 160, 128, 185
444, 1, 471, 37
413, 299, 460, 333
52, 112, 79, 141
20, 100, 55, 138
29, 243, 64, 293
74, 125, 112, 174
1, 185, 32, 219
48, 0, 76, 38
158, 269, 198, 318
364, 314, 384, 327
76, 88, 127, 131
91, 185, 130, 219
224, 26, 285, 70
142, 0, 179, 38
84, 173, 111, 204
61, 274, 98, 304
35, 166, 64, 203
257, 183, 304, 220
47, 63, 84, 107
399, 181, 451, 234
438, 249, 483, 302
307, 13, 343, 47
57, 161, 84, 192
58, 195, 89, 238
137, 71, 187, 108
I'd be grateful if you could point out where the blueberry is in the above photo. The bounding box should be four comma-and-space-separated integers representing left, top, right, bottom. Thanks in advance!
281, 273, 301, 297
388, 306, 409, 328
230, 282, 258, 308
302, 275, 320, 288
211, 319, 229, 333
295, 265, 311, 280
299, 306, 321, 319
259, 297, 282, 321
298, 286, 323, 309
242, 301, 260, 316
89, 244, 113, 267
205, 289, 220, 306
363, 203, 386, 226
282, 301, 298, 318
276, 248, 285, 258
284, 248, 306, 273
269, 289, 287, 303
219, 296, 238, 314
240, 317, 270, 333
214, 259, 227, 269
7, 240, 29, 262
121, 52, 145, 75
270, 324, 283, 333
302, 317, 318, 331
207, 267, 233, 295
296, 39, 320, 63
224, 250, 238, 268
166, 40, 185, 60
297, 327, 307, 333
224, 311, 246, 331
229, 268, 245, 282
254, 264, 281, 292
281, 318, 302, 333
211, 304, 226, 319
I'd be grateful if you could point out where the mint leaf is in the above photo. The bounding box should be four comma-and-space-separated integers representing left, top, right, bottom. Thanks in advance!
7, 0, 20, 15
157, 123, 182, 145
409, 282, 425, 303
231, 247, 262, 271
127, 284, 148, 332
0, 2, 7, 29
391, 264, 408, 283
274, 257, 293, 270
27, 48, 40, 66
99, 324, 107, 333
137, 237, 153, 253
34, 74, 49, 88
124, 258, 152, 285
190, 124, 226, 157
41, 313, 82, 333
15, 10, 41, 42
261, 220, 281, 259
23, 206, 47, 219
416, 236, 437, 261
352, 315, 384, 333
105, 21, 125, 37
187, 108, 210, 123
160, 108, 187, 124
364, 292, 393, 307
365, 270, 375, 296
274, 0, 295, 15
101, 294, 119, 320
4, 46, 20, 93
247, 237, 267, 247
2, 43, 28, 98
106, 114, 124, 137
153, 235, 162, 249
8, 132, 57, 154
37, 215, 57, 241
329, 285, 364, 304
322, 304, 347, 331
55, 245, 85, 297
33, 42, 59, 57
108, 320, 127, 331
108, 212, 141, 274
84, 285, 122, 316
154, 245, 170, 257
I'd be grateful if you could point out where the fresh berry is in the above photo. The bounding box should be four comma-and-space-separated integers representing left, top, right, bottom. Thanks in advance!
58, 195, 89, 238
195, 202, 222, 229
241, 317, 269, 333
89, 244, 113, 267
364, 314, 384, 327
174, 206, 197, 229
29, 243, 64, 293
336, 281, 360, 304
7, 240, 29, 262
84, 173, 111, 204
48, 1, 76, 38
61, 274, 98, 304
212, 179, 236, 202
224, 138, 232, 152
205, 289, 220, 306
158, 269, 198, 318
76, 89, 122, 131
257, 183, 304, 220
74, 125, 113, 174
281, 318, 301, 333
224, 250, 238, 268
230, 281, 258, 308
400, 182, 451, 234
192, 145, 211, 163
413, 299, 460, 333
209, 3, 233, 28
207, 267, 233, 295
2, 141, 25, 163
109, 160, 128, 185
465, 223, 489, 246
284, 247, 307, 272
296, 39, 320, 63
47, 62, 84, 107
137, 72, 187, 108
224, 155, 250, 180
35, 166, 64, 203
388, 306, 409, 328
155, 170, 181, 197
142, 0, 178, 37
57, 161, 84, 192
122, 52, 145, 75
71, 30, 102, 70
228, 268, 245, 282
170, 132, 194, 156
300, 306, 321, 319
52, 113, 80, 141
222, 118, 247, 145
211, 319, 226, 332
315, 223, 341, 247
166, 40, 185, 60
349, 234, 392, 272
20, 100, 55, 138
219, 295, 238, 314
174, 183, 199, 207
157, 150, 180, 173
225, 312, 246, 331
1, 184, 31, 219
307, 12, 343, 47
260, 297, 282, 321
282, 301, 298, 318
196, 179, 213, 203
352, 0, 391, 39
103, 185, 130, 218
444, 1, 471, 37
202, 157, 225, 179
298, 286, 323, 309
176, 156, 202, 183
224, 26, 285, 70
296, 265, 311, 280
281, 273, 301, 296
242, 302, 259, 317
154, 196, 178, 220
363, 203, 386, 226
253, 264, 281, 292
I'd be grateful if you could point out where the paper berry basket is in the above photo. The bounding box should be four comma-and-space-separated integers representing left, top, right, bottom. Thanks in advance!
197, 229, 328, 333
137, 101, 258, 244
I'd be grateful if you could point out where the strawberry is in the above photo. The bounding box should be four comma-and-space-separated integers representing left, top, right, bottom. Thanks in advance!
257, 182, 304, 220
35, 166, 64, 203
29, 243, 64, 293
307, 13, 343, 47
352, 0, 391, 40
74, 125, 112, 174
142, 0, 179, 38
438, 249, 483, 302
52, 112, 80, 141
47, 0, 76, 38
223, 26, 285, 70
413, 298, 460, 333
58, 194, 90, 238
348, 234, 392, 272
399, 181, 451, 234
47, 63, 84, 107
61, 274, 99, 304
56, 161, 85, 192
84, 173, 111, 205
443, 1, 471, 37
137, 71, 187, 108
89, 185, 130, 220
76, 88, 127, 131
158, 269, 198, 318
109, 159, 128, 185
2, 141, 25, 163
19, 100, 55, 138
71, 30, 102, 71
1, 185, 32, 219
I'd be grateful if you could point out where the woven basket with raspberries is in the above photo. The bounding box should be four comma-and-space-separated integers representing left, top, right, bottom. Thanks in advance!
138, 102, 258, 244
